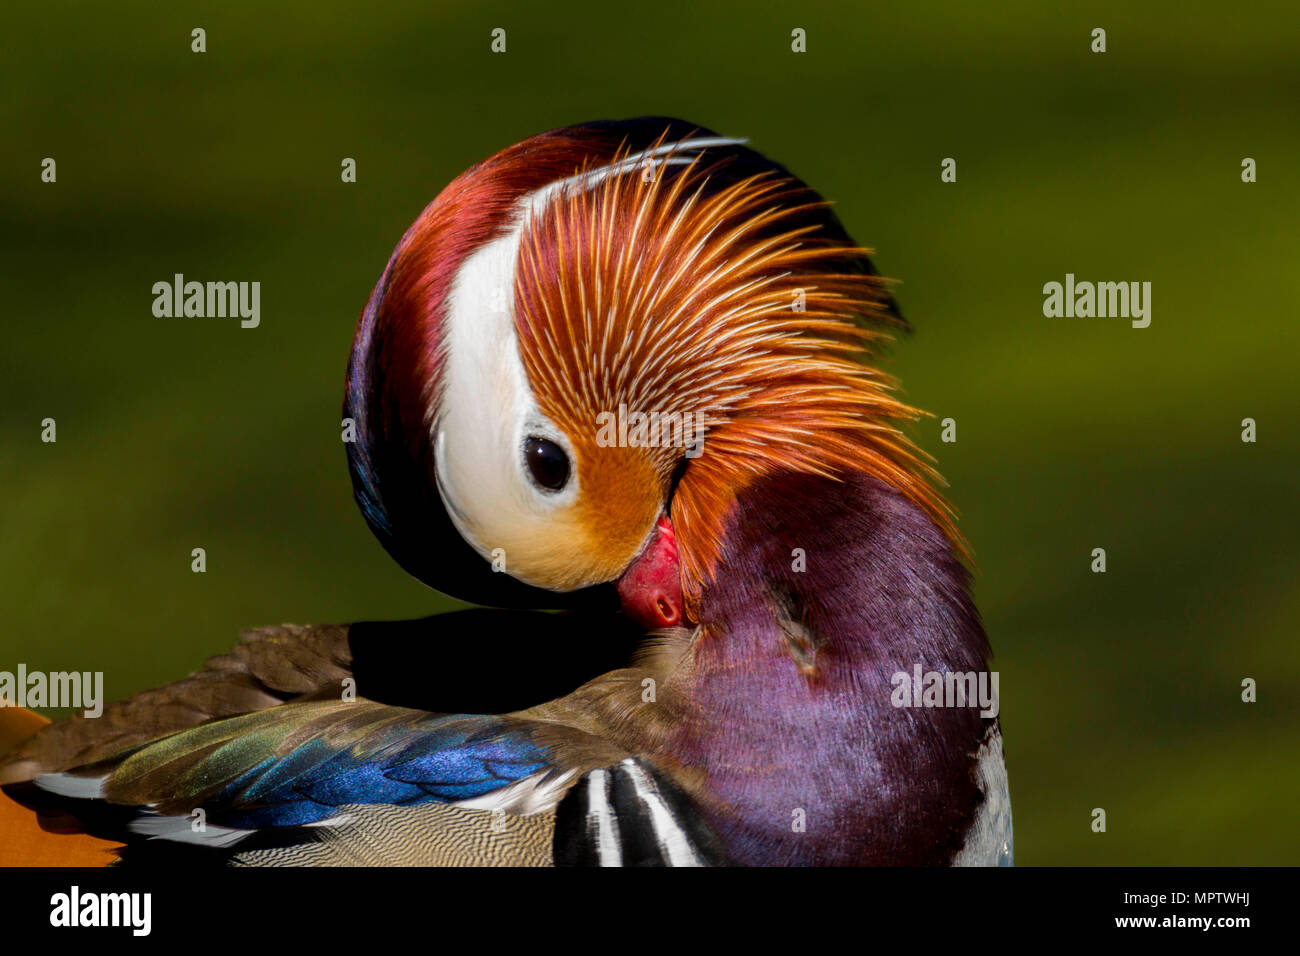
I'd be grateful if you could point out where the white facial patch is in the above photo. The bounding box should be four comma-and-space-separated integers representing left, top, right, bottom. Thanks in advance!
434, 225, 577, 583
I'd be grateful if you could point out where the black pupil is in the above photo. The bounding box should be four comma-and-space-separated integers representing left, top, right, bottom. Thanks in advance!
524, 436, 569, 491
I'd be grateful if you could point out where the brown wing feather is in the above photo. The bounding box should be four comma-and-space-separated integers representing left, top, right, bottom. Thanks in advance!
0, 623, 352, 784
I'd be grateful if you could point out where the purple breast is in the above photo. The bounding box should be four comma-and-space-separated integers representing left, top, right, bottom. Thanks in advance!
672, 471, 991, 865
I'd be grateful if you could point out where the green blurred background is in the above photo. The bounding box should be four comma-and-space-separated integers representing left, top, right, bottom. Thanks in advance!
3, 1, 1297, 864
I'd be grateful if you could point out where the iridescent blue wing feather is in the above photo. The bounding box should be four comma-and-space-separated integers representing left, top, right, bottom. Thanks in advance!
26, 700, 581, 841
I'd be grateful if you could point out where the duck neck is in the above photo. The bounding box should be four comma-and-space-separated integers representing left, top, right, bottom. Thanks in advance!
675, 470, 993, 865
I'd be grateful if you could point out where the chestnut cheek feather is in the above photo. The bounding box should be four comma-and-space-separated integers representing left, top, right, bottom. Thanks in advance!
616, 516, 683, 630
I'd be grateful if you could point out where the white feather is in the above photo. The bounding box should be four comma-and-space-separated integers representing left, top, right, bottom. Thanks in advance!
128, 812, 254, 848
34, 771, 106, 799
453, 768, 576, 816
585, 768, 623, 866
621, 759, 703, 866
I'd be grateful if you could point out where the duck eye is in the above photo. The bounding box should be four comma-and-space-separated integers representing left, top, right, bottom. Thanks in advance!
524, 436, 570, 492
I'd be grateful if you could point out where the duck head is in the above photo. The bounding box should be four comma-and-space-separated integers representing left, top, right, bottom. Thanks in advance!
344, 117, 956, 629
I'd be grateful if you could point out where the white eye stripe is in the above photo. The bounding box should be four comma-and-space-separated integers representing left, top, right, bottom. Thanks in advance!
434, 216, 576, 578
522, 135, 746, 220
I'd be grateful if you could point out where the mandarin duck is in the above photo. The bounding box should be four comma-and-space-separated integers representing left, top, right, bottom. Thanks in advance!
0, 117, 1012, 866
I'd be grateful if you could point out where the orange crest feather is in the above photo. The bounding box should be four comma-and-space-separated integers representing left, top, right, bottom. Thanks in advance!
513, 141, 961, 611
